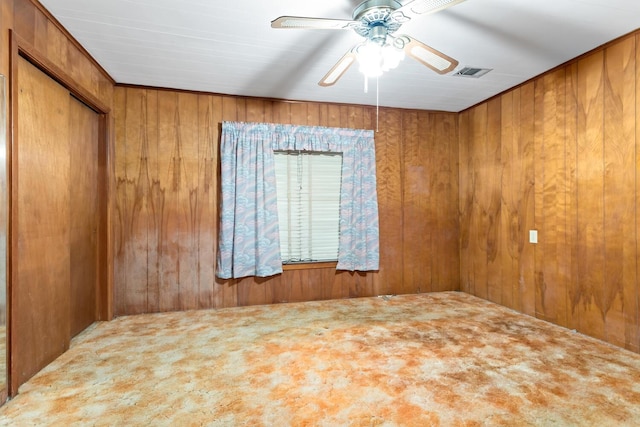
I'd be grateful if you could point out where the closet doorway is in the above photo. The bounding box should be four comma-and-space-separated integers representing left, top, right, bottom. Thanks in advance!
10, 54, 107, 394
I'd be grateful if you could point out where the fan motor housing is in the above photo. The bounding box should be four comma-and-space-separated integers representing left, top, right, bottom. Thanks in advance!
352, 0, 404, 39
353, 0, 402, 20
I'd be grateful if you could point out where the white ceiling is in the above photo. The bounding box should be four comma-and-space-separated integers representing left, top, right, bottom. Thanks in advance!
39, 0, 640, 112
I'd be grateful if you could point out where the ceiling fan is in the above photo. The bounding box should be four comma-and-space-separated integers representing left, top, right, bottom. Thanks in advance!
271, 0, 466, 86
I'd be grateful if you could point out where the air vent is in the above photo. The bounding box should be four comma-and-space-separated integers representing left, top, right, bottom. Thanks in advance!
454, 67, 492, 78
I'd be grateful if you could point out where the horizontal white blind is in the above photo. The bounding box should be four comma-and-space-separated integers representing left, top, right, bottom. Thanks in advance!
274, 151, 342, 263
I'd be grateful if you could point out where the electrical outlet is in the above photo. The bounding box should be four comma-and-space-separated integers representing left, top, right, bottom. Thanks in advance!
529, 230, 538, 244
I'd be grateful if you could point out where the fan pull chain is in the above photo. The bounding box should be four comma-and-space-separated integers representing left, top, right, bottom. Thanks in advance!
364, 75, 380, 131
376, 76, 379, 132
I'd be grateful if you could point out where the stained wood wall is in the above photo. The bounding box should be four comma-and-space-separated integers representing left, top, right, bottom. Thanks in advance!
1, 1, 14, 78
9, 0, 113, 104
459, 32, 640, 353
113, 87, 460, 315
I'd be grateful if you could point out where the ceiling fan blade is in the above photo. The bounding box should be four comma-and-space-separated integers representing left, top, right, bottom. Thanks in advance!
318, 48, 358, 87
393, 0, 467, 19
271, 16, 358, 29
398, 35, 458, 74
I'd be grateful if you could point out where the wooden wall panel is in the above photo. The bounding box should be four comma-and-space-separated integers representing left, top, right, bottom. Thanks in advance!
144, 90, 160, 313
485, 98, 502, 305
402, 111, 425, 294
518, 82, 537, 318
467, 103, 488, 299
534, 69, 569, 327
375, 108, 404, 297
404, 111, 460, 294
157, 91, 182, 312
114, 88, 461, 315
1, 0, 13, 76
634, 33, 640, 353
128, 88, 150, 313
10, 0, 113, 107
552, 68, 570, 328
112, 87, 129, 316
495, 82, 538, 317
532, 76, 544, 321
195, 94, 220, 309
12, 0, 34, 45
459, 32, 640, 352
430, 113, 459, 292
458, 110, 471, 294
575, 50, 606, 340
498, 91, 516, 309
603, 36, 636, 349
565, 62, 579, 332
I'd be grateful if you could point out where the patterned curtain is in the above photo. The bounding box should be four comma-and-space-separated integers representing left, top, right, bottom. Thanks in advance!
216, 123, 282, 279
216, 121, 379, 279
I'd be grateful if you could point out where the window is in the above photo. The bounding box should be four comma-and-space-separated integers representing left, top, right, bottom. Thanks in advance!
273, 151, 343, 263
217, 121, 378, 279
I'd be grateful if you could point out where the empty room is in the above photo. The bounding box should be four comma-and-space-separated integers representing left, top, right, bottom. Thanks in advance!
1, 0, 640, 425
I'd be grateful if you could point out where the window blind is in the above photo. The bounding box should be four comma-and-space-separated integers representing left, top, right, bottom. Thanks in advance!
274, 151, 343, 263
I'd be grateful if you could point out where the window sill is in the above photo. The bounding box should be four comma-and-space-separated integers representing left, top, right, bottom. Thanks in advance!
282, 261, 337, 271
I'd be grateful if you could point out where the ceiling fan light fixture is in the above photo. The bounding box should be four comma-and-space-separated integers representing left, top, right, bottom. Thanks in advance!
357, 41, 405, 78
273, 0, 467, 86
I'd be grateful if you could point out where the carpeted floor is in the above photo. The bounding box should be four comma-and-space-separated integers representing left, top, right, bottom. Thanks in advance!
1, 291, 640, 426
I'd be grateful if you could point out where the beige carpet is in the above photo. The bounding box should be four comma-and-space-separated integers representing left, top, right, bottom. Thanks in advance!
1, 292, 640, 426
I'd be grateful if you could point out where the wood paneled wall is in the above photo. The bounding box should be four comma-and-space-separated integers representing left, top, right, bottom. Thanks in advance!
1, 0, 14, 77
113, 87, 460, 315
9, 0, 113, 104
459, 32, 640, 353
